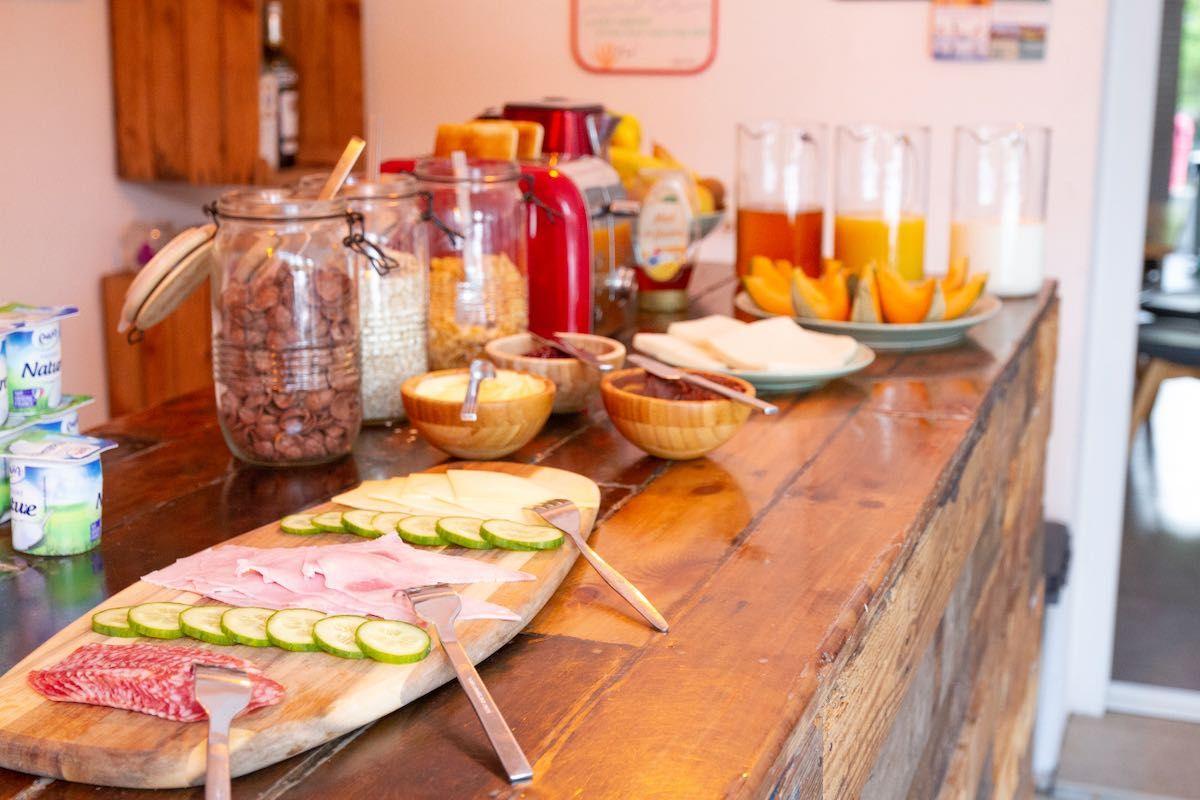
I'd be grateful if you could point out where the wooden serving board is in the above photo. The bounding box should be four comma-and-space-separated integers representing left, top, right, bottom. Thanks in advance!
0, 462, 594, 789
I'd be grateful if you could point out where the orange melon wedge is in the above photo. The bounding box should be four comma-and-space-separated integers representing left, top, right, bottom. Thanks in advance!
877, 265, 936, 324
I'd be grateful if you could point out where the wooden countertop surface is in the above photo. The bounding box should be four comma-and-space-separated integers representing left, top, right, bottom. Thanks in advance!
0, 264, 1057, 799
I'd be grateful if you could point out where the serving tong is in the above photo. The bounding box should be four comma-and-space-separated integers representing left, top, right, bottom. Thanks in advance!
532, 499, 669, 633
406, 585, 533, 783
193, 663, 254, 800
529, 332, 613, 373
460, 358, 496, 422
628, 353, 779, 415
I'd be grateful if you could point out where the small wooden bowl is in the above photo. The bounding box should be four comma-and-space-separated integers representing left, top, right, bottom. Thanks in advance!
401, 369, 555, 460
486, 333, 626, 413
600, 368, 754, 460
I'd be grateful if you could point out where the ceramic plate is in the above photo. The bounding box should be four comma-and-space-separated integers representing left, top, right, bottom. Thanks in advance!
734, 292, 1002, 352
640, 342, 875, 395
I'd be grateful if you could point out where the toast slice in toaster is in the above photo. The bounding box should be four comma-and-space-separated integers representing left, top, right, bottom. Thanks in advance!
434, 123, 473, 157
512, 121, 544, 160
467, 122, 519, 161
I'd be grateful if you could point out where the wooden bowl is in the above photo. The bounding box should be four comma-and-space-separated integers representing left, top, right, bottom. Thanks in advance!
400, 369, 555, 460
486, 333, 626, 413
599, 368, 754, 460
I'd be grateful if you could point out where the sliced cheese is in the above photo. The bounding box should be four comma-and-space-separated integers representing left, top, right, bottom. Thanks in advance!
333, 479, 410, 512
404, 473, 455, 502
706, 316, 858, 372
521, 470, 601, 510
446, 470, 557, 508
632, 332, 727, 370
666, 315, 745, 348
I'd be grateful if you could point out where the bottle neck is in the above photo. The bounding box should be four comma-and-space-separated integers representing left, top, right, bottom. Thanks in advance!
265, 2, 283, 49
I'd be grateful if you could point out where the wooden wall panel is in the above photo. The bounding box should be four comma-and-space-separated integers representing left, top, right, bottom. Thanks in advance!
110, 0, 155, 179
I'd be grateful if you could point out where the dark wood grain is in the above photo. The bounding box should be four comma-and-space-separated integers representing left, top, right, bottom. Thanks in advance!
0, 261, 1057, 798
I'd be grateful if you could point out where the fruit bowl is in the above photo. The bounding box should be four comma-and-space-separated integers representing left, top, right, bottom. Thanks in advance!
401, 369, 555, 460
600, 368, 753, 460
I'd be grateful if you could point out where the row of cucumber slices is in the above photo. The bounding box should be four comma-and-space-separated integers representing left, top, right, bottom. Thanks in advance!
280, 510, 564, 551
91, 602, 431, 664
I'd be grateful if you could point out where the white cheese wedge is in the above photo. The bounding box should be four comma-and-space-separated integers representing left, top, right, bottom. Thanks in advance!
632, 333, 728, 370
706, 316, 858, 372
666, 315, 746, 348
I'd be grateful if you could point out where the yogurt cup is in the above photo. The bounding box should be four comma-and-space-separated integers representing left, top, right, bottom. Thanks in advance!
0, 304, 78, 416
0, 320, 26, 427
0, 395, 93, 522
6, 430, 116, 556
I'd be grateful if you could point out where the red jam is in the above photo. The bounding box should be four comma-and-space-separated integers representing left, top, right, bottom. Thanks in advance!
629, 373, 745, 401
523, 345, 572, 359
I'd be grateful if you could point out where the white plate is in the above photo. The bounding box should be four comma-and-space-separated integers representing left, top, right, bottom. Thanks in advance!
639, 341, 876, 395
735, 291, 1002, 352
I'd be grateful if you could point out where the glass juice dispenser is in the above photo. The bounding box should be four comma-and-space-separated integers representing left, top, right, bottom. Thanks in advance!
834, 124, 930, 280
951, 124, 1050, 297
736, 121, 826, 278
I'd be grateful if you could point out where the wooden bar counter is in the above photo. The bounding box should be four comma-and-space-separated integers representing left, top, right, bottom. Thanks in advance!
0, 263, 1057, 799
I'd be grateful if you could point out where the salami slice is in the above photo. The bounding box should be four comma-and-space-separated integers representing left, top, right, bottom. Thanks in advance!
28, 643, 284, 722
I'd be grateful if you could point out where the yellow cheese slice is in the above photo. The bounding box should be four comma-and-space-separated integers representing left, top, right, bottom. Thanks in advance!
332, 480, 410, 512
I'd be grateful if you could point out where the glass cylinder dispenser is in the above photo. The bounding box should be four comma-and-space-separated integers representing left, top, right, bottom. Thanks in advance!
951, 124, 1050, 297
834, 124, 930, 280
736, 121, 826, 278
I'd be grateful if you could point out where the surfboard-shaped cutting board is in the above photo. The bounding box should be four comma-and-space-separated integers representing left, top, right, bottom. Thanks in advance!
0, 462, 594, 789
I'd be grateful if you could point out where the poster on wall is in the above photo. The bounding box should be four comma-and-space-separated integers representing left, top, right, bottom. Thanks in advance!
571, 0, 718, 76
930, 0, 1049, 62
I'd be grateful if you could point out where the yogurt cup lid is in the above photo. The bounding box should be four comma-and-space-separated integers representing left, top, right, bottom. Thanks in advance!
33, 395, 94, 423
6, 430, 117, 463
1, 395, 94, 433
0, 302, 80, 328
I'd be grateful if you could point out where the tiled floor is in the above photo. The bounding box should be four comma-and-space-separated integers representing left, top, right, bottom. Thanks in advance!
1053, 713, 1200, 799
1112, 377, 1200, 690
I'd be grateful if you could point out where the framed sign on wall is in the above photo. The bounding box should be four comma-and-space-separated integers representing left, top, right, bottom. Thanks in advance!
571, 0, 719, 76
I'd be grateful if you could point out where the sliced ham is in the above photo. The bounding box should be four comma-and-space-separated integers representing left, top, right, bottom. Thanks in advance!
141, 533, 532, 623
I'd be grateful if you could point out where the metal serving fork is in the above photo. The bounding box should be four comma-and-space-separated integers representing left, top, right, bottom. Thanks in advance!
532, 499, 669, 633
406, 585, 533, 783
193, 664, 253, 800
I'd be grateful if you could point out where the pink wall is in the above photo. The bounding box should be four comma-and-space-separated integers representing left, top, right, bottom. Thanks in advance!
0, 1, 211, 426
362, 0, 1110, 528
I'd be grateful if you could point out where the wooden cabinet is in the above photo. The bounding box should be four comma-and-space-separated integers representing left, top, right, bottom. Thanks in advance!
109, 0, 364, 185
101, 271, 214, 417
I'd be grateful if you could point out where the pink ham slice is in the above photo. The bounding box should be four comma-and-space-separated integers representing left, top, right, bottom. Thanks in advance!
142, 533, 533, 623
28, 643, 285, 722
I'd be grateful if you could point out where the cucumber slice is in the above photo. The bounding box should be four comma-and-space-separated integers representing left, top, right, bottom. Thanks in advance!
342, 509, 380, 538
313, 615, 369, 659
266, 608, 326, 652
435, 517, 493, 549
396, 515, 444, 547
312, 510, 348, 533
480, 519, 565, 551
281, 513, 321, 535
127, 602, 191, 639
220, 607, 275, 647
91, 606, 138, 638
180, 605, 235, 645
371, 511, 409, 539
355, 620, 432, 664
